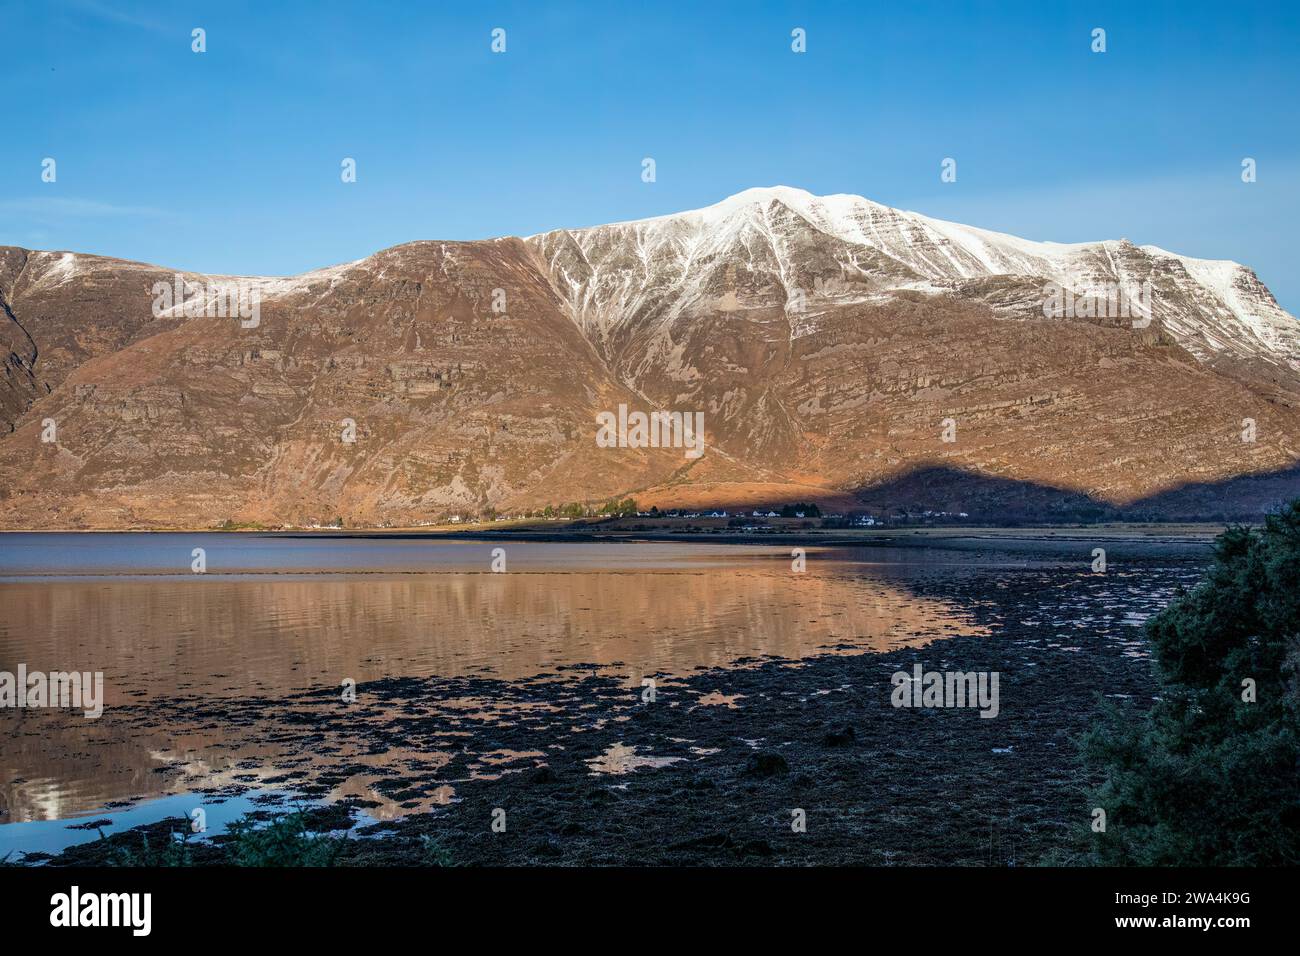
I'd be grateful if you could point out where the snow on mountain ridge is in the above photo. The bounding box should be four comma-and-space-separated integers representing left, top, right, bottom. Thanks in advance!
527, 186, 1300, 371
10, 188, 1295, 373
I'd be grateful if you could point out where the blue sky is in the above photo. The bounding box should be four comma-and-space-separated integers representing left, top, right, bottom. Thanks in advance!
4, 0, 1299, 310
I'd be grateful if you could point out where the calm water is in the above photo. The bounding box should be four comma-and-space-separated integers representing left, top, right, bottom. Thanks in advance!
0, 531, 1178, 856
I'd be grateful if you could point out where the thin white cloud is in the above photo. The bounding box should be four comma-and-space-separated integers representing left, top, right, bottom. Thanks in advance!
0, 197, 166, 218
62, 0, 169, 34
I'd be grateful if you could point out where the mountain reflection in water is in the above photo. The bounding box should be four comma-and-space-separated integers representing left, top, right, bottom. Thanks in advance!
1, 536, 989, 829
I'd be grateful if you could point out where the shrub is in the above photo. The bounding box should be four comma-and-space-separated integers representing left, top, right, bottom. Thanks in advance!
223, 811, 348, 867
1081, 502, 1300, 865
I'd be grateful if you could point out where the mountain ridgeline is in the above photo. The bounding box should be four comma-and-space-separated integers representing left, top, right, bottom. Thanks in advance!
2, 187, 1299, 528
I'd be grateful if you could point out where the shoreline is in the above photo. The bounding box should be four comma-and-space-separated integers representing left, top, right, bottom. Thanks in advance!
0, 522, 1233, 533
0, 523, 1229, 544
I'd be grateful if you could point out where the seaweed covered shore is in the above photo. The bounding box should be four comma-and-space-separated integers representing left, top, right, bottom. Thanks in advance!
20, 556, 1200, 867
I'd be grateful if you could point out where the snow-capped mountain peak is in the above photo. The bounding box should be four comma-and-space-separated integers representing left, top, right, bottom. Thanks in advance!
527, 187, 1300, 371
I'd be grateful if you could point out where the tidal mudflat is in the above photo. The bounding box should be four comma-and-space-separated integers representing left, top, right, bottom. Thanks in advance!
0, 530, 1207, 864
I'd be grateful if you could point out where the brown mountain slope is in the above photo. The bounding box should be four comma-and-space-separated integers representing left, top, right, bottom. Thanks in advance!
0, 240, 688, 528
627, 293, 1300, 516
2, 189, 1299, 528
0, 247, 190, 425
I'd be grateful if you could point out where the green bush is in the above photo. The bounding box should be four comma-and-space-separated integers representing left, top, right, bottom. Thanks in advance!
1082, 502, 1300, 865
224, 811, 347, 867
100, 820, 197, 867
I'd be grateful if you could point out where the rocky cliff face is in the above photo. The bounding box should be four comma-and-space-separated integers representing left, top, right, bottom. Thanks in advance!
2, 188, 1299, 528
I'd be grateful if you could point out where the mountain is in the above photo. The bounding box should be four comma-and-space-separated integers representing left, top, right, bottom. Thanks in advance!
2, 186, 1299, 529
532, 186, 1300, 374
